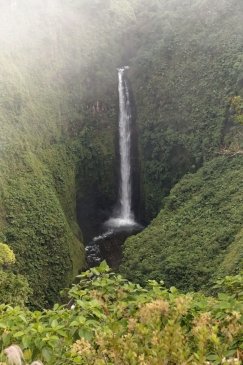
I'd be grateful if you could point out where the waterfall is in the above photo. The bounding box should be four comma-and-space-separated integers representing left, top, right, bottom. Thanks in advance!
86, 67, 140, 267
117, 67, 134, 222
106, 67, 136, 228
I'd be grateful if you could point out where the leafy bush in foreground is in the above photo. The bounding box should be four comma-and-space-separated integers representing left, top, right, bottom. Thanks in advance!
0, 263, 242, 365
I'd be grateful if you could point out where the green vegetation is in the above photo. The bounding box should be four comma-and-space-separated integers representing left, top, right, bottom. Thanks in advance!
127, 0, 243, 219
0, 0, 138, 306
0, 2, 242, 363
0, 0, 242, 315
0, 264, 242, 365
0, 243, 15, 266
0, 243, 30, 307
122, 156, 243, 290
231, 96, 243, 125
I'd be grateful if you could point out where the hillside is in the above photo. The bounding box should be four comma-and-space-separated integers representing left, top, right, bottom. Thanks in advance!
122, 156, 243, 290
0, 0, 137, 306
0, 0, 242, 306
128, 0, 243, 219
0, 0, 242, 363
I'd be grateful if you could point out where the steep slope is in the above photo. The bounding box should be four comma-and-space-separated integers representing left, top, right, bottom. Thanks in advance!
0, 0, 137, 306
127, 0, 243, 220
1, 0, 243, 306
121, 156, 243, 291
120, 0, 243, 290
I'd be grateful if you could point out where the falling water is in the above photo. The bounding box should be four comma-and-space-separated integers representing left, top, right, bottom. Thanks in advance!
117, 67, 134, 222
106, 67, 136, 228
86, 67, 140, 266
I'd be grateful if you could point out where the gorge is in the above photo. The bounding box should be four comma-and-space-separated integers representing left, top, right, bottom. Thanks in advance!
0, 1, 242, 363
0, 0, 242, 309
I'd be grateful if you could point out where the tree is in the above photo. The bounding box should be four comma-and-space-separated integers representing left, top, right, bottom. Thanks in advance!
0, 242, 31, 306
231, 96, 243, 125
0, 242, 16, 267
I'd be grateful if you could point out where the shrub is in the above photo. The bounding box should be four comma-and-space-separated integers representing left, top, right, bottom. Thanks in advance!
0, 243, 31, 306
0, 263, 242, 365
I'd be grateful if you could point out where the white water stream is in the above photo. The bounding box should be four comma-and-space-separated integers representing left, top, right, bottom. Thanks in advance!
86, 67, 139, 266
106, 67, 136, 228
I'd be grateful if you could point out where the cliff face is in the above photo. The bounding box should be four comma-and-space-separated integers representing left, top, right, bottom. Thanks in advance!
0, 0, 136, 306
121, 156, 243, 290
127, 0, 243, 220
0, 0, 242, 305
120, 0, 243, 289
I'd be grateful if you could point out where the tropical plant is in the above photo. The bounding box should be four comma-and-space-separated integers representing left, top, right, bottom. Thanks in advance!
0, 263, 242, 365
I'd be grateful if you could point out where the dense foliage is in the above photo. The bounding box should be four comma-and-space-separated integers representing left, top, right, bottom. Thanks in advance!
0, 243, 30, 307
231, 96, 243, 126
0, 0, 242, 308
0, 243, 15, 266
0, 263, 242, 365
0, 0, 137, 306
122, 156, 243, 291
128, 0, 243, 219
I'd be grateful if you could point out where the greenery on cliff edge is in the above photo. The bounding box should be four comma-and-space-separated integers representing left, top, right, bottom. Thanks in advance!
0, 263, 242, 365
